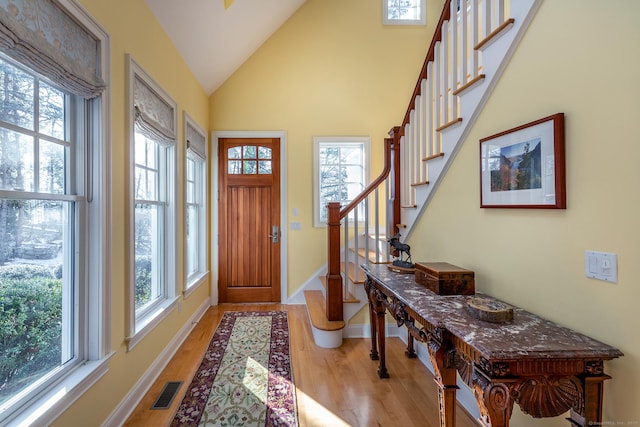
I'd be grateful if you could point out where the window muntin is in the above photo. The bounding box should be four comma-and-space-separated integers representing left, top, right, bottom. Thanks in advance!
314, 137, 369, 227
0, 55, 81, 411
383, 0, 426, 25
227, 145, 272, 175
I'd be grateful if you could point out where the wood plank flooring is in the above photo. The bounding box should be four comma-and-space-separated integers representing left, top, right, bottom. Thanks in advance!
124, 304, 479, 426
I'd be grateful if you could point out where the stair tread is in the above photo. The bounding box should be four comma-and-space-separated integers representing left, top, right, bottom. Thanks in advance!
344, 261, 366, 284
304, 290, 345, 331
319, 274, 361, 302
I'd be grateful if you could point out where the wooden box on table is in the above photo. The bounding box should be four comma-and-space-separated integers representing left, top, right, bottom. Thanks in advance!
414, 262, 475, 295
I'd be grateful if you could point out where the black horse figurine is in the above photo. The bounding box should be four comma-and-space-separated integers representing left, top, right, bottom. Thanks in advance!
387, 233, 414, 268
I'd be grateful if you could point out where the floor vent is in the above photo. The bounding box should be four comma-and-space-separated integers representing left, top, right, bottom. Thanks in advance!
150, 381, 183, 410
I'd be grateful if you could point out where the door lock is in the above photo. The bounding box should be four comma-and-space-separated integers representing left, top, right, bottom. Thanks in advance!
268, 225, 279, 243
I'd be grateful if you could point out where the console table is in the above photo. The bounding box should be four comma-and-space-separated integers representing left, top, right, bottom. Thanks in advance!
361, 264, 623, 427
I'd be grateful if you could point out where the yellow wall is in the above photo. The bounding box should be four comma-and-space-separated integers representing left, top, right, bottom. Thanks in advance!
408, 1, 640, 425
51, 0, 211, 425
45, 0, 640, 425
210, 0, 445, 297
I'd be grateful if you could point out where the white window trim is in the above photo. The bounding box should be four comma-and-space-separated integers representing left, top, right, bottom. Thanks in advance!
183, 112, 209, 298
383, 0, 426, 25
0, 0, 112, 425
313, 136, 370, 228
126, 55, 178, 351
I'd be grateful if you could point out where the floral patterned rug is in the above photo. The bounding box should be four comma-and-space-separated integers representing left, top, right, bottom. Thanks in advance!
171, 311, 298, 427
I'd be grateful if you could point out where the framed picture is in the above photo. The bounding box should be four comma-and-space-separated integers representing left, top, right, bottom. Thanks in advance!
480, 113, 565, 208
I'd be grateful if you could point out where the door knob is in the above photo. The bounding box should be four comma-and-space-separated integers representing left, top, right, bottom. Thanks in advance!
268, 225, 279, 243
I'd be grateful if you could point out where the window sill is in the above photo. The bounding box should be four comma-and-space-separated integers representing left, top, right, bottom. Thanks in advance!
184, 271, 209, 299
4, 353, 114, 427
126, 296, 179, 351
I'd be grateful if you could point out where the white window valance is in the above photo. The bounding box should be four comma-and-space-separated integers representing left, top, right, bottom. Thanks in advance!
186, 120, 206, 160
0, 0, 105, 98
132, 67, 176, 145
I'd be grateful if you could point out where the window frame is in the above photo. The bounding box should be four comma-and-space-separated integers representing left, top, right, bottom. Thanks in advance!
0, 0, 112, 424
383, 0, 427, 25
126, 56, 178, 351
313, 136, 370, 228
183, 112, 208, 296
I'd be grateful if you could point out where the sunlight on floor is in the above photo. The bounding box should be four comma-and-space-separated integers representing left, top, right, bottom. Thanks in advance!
243, 356, 268, 404
294, 387, 351, 427
242, 357, 349, 427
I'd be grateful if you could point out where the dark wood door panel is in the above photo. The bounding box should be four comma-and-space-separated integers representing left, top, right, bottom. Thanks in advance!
218, 137, 280, 302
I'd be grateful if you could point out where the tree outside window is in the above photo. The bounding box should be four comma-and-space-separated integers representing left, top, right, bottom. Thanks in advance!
314, 137, 369, 227
383, 0, 426, 25
0, 56, 76, 408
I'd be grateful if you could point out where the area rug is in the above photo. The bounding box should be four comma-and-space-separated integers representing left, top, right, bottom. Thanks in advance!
171, 311, 298, 427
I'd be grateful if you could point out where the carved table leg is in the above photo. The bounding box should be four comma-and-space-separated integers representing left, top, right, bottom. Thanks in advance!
428, 329, 458, 427
365, 278, 380, 361
375, 298, 389, 378
405, 316, 417, 358
568, 370, 610, 427
368, 297, 379, 361
474, 381, 515, 427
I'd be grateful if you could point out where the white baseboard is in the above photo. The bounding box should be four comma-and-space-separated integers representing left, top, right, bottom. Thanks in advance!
343, 323, 370, 338
101, 299, 211, 427
286, 264, 327, 304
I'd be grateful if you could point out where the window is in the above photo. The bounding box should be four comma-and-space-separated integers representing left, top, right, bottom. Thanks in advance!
313, 136, 369, 227
0, 54, 78, 414
0, 53, 109, 427
227, 144, 273, 175
0, 1, 110, 424
128, 56, 178, 349
184, 113, 207, 293
383, 0, 426, 25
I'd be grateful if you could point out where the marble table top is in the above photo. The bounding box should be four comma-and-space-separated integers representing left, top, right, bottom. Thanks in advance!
362, 263, 623, 361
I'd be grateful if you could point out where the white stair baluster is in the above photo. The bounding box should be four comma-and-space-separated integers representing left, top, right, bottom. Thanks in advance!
440, 21, 449, 126
449, 0, 458, 118
497, 0, 505, 25
420, 79, 427, 182
459, 0, 469, 86
426, 62, 435, 157
482, 0, 492, 39
470, 0, 479, 78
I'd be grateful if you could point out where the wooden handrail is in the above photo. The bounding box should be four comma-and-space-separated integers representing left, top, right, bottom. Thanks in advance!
326, 137, 395, 321
325, 0, 453, 320
322, 0, 522, 323
339, 138, 393, 219
400, 0, 452, 134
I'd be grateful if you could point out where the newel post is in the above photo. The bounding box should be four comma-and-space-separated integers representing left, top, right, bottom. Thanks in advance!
388, 127, 402, 237
325, 201, 344, 321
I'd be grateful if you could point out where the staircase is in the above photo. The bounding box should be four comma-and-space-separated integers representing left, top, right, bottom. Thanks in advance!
304, 0, 542, 348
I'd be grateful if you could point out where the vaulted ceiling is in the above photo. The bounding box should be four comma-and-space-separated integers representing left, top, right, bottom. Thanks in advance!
144, 0, 307, 95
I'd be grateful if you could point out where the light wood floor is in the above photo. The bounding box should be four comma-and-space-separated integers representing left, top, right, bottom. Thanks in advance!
124, 304, 479, 427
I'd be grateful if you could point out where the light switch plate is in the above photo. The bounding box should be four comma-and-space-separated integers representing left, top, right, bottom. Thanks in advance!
585, 251, 617, 283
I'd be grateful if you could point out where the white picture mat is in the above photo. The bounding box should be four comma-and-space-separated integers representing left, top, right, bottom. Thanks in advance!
480, 120, 556, 206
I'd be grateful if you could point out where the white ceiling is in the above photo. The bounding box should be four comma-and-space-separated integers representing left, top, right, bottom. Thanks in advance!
144, 0, 307, 95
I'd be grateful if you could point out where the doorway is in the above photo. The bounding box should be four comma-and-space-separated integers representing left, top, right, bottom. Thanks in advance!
217, 136, 282, 302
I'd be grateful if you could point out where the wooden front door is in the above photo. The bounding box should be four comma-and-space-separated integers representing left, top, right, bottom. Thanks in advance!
218, 138, 281, 302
